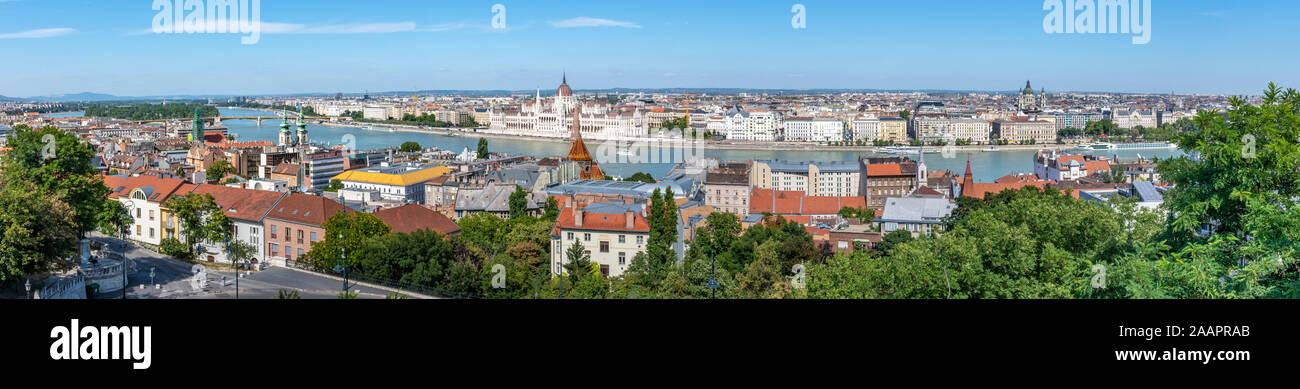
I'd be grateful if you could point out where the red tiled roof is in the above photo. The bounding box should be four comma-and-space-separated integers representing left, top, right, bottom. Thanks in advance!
190, 184, 287, 222
866, 164, 903, 176
103, 175, 191, 203
1058, 155, 1085, 165
749, 188, 866, 215
555, 206, 650, 232
374, 204, 461, 235
1084, 160, 1111, 174
265, 193, 348, 226
964, 181, 1053, 200
912, 185, 944, 196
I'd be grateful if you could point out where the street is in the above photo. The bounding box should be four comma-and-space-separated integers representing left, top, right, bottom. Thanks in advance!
87, 234, 398, 299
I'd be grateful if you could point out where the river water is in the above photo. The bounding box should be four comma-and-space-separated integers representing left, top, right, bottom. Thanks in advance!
77, 108, 1189, 180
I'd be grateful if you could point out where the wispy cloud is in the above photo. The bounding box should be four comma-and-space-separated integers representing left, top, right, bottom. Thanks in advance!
128, 21, 496, 36
549, 17, 641, 29
0, 28, 75, 39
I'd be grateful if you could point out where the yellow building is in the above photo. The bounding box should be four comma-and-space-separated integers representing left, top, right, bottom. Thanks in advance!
334, 164, 451, 204
877, 117, 909, 143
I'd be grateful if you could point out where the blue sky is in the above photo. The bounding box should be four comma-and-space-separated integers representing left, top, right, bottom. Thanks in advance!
0, 0, 1296, 97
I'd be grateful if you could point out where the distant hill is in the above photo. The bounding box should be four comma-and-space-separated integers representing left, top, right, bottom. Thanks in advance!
29, 92, 130, 102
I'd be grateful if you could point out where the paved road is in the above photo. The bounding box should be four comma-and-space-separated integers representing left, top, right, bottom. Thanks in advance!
87, 234, 392, 299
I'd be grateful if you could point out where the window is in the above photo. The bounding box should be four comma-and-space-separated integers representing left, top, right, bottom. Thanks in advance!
618, 235, 625, 244
583, 233, 591, 242
636, 236, 643, 245
136, 208, 141, 218
270, 225, 277, 238
618, 252, 626, 265
148, 210, 155, 221
567, 232, 574, 240
136, 225, 142, 235
270, 244, 278, 256
285, 227, 291, 241
599, 241, 609, 253
149, 228, 155, 238
310, 232, 317, 242
297, 248, 304, 257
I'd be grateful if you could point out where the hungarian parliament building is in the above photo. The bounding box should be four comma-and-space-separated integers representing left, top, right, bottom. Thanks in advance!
487, 75, 649, 140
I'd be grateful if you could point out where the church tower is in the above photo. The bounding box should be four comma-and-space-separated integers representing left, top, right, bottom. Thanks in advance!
565, 106, 603, 180
278, 113, 294, 147
296, 112, 309, 146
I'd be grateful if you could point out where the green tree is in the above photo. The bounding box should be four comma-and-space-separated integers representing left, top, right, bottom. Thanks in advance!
457, 212, 509, 259
399, 141, 422, 153
876, 230, 914, 253
0, 174, 80, 282
166, 193, 231, 256
310, 211, 391, 269
562, 239, 591, 278
1129, 83, 1300, 298
625, 172, 656, 183
206, 160, 235, 182
321, 179, 343, 193
2, 125, 117, 235
508, 186, 529, 219
477, 138, 489, 159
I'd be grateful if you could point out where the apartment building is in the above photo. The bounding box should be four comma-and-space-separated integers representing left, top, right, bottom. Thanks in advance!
263, 193, 349, 266
722, 106, 781, 142
992, 118, 1056, 144
860, 156, 919, 209
851, 115, 879, 141
551, 202, 650, 278
913, 117, 993, 144
751, 160, 861, 197
703, 162, 751, 215
783, 117, 844, 142
877, 116, 909, 143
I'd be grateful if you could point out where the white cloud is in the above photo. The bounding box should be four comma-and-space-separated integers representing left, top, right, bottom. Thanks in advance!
129, 21, 492, 36
549, 17, 641, 28
0, 28, 75, 39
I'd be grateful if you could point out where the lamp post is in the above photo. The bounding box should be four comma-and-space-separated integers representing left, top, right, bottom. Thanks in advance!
120, 202, 134, 300
24, 279, 31, 300
706, 253, 720, 299
226, 238, 238, 299
332, 233, 348, 294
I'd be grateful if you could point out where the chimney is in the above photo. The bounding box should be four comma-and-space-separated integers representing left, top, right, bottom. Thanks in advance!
574, 207, 584, 227
625, 210, 635, 229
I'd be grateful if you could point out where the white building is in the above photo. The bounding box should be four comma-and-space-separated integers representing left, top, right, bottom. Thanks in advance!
851, 115, 880, 141
913, 117, 992, 144
489, 75, 648, 140
1112, 108, 1159, 129
362, 106, 392, 120
783, 117, 844, 142
722, 106, 781, 142
332, 163, 451, 204
751, 160, 861, 197
551, 202, 650, 278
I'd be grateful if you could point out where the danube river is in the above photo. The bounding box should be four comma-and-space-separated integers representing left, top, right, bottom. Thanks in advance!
88, 108, 1189, 179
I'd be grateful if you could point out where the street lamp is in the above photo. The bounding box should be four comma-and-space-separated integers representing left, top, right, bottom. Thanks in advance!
226, 238, 238, 299
706, 254, 720, 299
24, 279, 31, 300
120, 202, 134, 300
332, 233, 348, 294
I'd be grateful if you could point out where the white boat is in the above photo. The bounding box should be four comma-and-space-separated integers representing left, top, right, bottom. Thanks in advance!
981, 147, 999, 152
